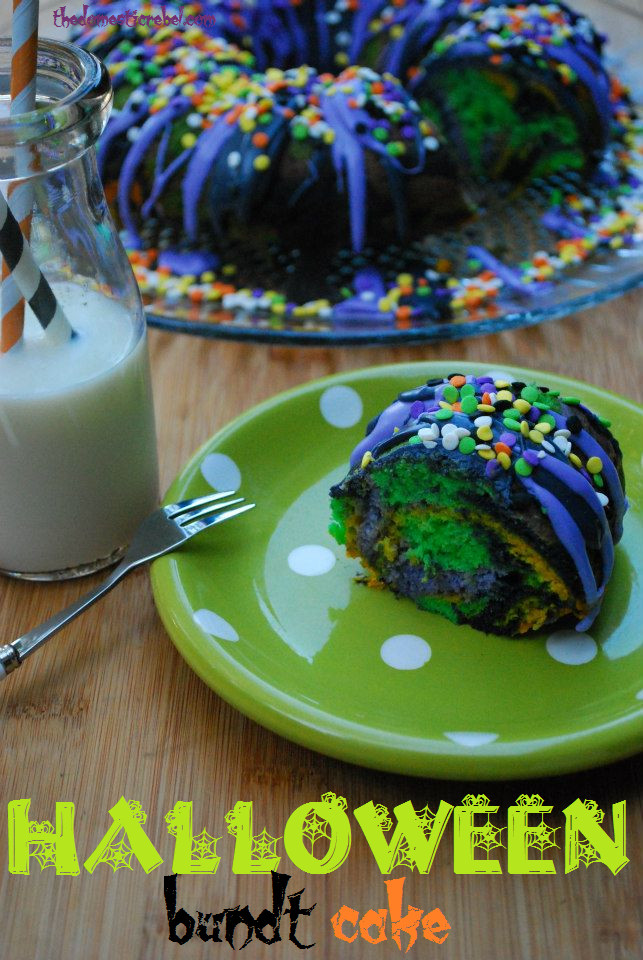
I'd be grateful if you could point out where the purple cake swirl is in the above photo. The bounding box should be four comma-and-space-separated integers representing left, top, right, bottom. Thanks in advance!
330, 372, 627, 635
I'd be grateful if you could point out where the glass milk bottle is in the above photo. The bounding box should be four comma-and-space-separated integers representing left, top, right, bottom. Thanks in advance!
0, 38, 159, 578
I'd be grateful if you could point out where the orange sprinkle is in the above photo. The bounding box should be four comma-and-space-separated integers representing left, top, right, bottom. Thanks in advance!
450, 375, 466, 387
252, 131, 269, 148
495, 442, 512, 456
482, 391, 492, 405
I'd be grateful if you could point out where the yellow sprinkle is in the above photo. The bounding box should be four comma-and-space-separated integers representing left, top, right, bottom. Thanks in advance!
323, 130, 336, 144
497, 452, 511, 470
537, 422, 553, 434
529, 430, 544, 444
477, 403, 495, 413
361, 451, 373, 469
180, 132, 197, 148
378, 298, 392, 312
477, 426, 493, 442
393, 426, 400, 433
478, 449, 496, 461
253, 154, 271, 171
513, 399, 531, 414
520, 420, 530, 437
495, 389, 513, 402
439, 400, 453, 410
586, 456, 603, 474
495, 380, 510, 389
570, 453, 582, 469
239, 116, 256, 133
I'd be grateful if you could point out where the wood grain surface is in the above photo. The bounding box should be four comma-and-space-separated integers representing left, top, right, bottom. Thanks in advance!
0, 1, 642, 958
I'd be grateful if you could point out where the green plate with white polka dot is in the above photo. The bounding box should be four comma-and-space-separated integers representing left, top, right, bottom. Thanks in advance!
151, 362, 643, 779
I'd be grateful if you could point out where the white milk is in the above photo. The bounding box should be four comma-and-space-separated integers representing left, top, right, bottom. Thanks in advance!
0, 284, 159, 574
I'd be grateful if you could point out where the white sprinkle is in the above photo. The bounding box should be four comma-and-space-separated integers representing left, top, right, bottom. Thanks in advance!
554, 428, 571, 438
542, 440, 556, 453
422, 440, 437, 449
442, 433, 459, 451
418, 425, 439, 442
537, 450, 547, 458
455, 427, 471, 438
596, 492, 609, 507
228, 151, 242, 169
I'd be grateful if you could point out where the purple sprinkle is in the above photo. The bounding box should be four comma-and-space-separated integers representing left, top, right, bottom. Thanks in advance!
524, 449, 540, 467
528, 407, 541, 423
485, 460, 500, 479
409, 400, 424, 419
499, 431, 516, 447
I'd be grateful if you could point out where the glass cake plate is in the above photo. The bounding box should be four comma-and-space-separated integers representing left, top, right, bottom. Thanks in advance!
143, 162, 643, 345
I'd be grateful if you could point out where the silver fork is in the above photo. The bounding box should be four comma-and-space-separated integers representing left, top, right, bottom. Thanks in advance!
0, 491, 254, 679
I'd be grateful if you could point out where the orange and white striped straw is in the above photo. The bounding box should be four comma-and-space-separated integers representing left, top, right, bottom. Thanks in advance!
1, 0, 39, 353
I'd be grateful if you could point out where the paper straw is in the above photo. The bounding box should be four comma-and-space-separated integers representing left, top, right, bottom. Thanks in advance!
0, 189, 74, 345
1, 0, 39, 353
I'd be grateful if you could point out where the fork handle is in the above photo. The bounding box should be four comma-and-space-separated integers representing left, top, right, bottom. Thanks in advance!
0, 559, 132, 678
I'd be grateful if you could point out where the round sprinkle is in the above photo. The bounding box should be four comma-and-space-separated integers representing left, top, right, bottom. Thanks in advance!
529, 429, 544, 444
460, 396, 478, 415
523, 450, 540, 467
513, 399, 531, 414
442, 432, 459, 451
450, 375, 466, 388
499, 431, 516, 447
477, 404, 495, 413
435, 408, 453, 420
521, 385, 540, 403
586, 456, 603, 474
459, 436, 476, 454
443, 385, 459, 403
569, 453, 582, 469
520, 420, 530, 438
562, 396, 581, 405
495, 390, 513, 402
504, 408, 521, 421
361, 451, 373, 469
253, 154, 271, 171
539, 414, 556, 428
478, 448, 496, 461
474, 416, 492, 427
515, 457, 532, 477
477, 426, 493, 442
460, 383, 475, 397
503, 419, 521, 432
497, 452, 511, 469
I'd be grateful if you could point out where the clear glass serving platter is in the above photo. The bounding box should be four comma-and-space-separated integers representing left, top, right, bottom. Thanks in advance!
144, 167, 643, 345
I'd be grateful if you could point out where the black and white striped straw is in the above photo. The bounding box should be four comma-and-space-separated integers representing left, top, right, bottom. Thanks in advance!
0, 188, 74, 345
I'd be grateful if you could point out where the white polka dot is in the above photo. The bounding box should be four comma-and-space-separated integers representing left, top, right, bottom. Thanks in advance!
288, 545, 336, 576
546, 630, 597, 665
200, 453, 241, 492
380, 635, 431, 670
194, 609, 239, 643
320, 386, 363, 428
444, 732, 499, 747
636, 690, 643, 701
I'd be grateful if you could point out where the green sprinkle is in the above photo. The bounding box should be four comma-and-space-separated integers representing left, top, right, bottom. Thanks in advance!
503, 408, 521, 420
562, 396, 581, 405
534, 401, 551, 411
459, 436, 476, 454
292, 124, 308, 140
373, 127, 389, 142
386, 142, 404, 156
443, 385, 459, 403
515, 457, 533, 477
521, 385, 540, 403
594, 474, 604, 488
460, 383, 476, 397
503, 419, 522, 432
460, 396, 478, 415
538, 414, 556, 428
435, 409, 454, 420
598, 416, 612, 428
408, 435, 422, 445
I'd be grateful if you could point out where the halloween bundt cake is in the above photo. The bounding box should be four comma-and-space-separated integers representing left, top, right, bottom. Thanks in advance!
75, 1, 638, 322
329, 372, 626, 635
